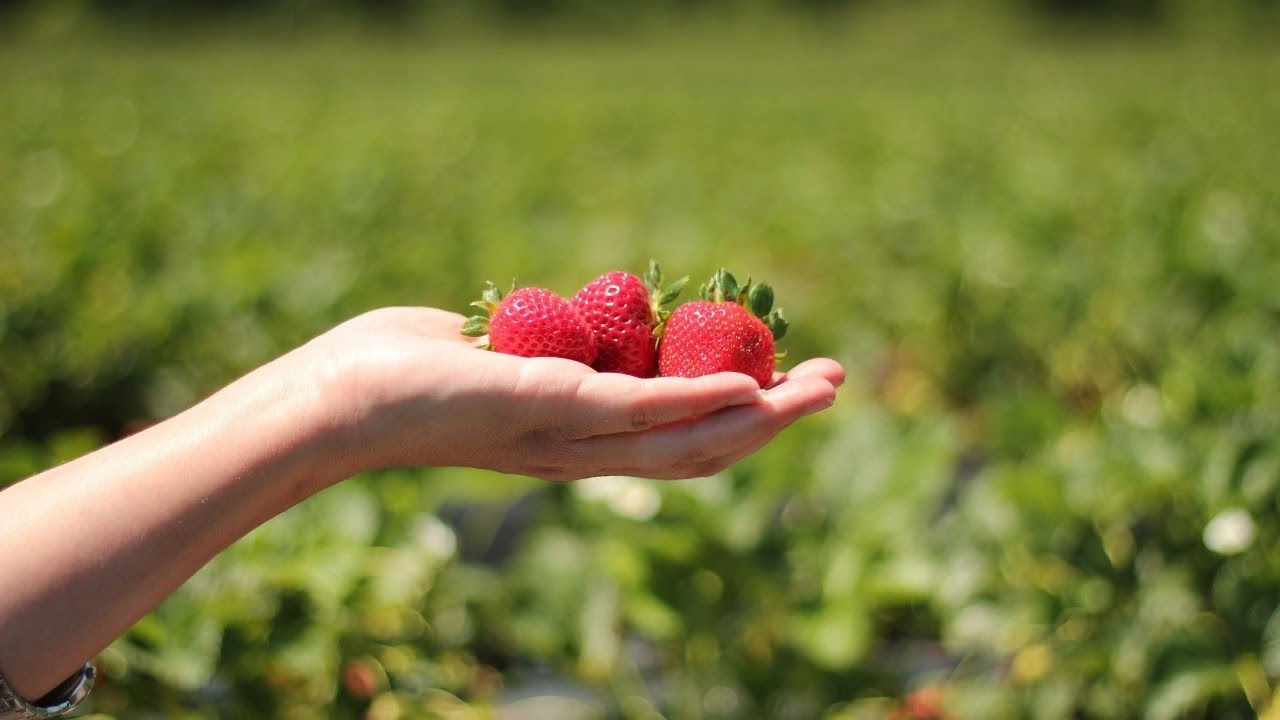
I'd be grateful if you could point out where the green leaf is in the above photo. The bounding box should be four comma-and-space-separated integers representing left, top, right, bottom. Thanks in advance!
481, 281, 504, 304
645, 259, 662, 291
747, 282, 774, 317
459, 316, 490, 337
713, 269, 739, 303
657, 275, 689, 306
764, 308, 788, 341
787, 602, 873, 670
626, 592, 683, 640
1145, 666, 1239, 720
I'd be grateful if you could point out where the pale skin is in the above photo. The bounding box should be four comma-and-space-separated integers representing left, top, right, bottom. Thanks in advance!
0, 307, 844, 700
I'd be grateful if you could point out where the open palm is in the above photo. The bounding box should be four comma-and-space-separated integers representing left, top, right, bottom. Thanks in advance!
305, 307, 845, 480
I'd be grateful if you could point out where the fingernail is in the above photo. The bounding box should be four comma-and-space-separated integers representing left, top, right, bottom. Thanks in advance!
729, 390, 770, 406
802, 397, 835, 416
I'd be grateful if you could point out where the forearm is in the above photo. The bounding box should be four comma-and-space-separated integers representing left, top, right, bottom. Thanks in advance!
0, 350, 350, 699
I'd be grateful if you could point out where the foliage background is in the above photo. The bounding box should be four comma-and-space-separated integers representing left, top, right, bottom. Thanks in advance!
2, 1, 1280, 718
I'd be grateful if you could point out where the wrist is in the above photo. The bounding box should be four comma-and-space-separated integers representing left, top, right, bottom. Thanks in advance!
203, 348, 367, 504
0, 663, 95, 719
269, 342, 383, 489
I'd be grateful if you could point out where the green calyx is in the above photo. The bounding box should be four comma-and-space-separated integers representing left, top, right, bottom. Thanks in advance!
645, 259, 689, 338
699, 268, 789, 342
459, 280, 513, 349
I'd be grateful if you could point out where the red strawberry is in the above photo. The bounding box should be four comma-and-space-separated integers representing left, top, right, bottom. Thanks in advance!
658, 269, 788, 387
572, 261, 687, 378
461, 283, 597, 366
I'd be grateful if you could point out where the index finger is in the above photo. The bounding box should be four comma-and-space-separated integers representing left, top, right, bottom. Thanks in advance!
577, 372, 839, 480
564, 372, 764, 439
772, 357, 846, 388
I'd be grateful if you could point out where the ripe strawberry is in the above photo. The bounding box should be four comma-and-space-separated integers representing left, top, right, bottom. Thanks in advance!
572, 261, 687, 378
658, 268, 788, 387
885, 686, 953, 720
460, 283, 597, 366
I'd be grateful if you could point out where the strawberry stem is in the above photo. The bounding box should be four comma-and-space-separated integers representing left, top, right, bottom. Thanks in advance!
700, 267, 788, 341
704, 268, 740, 303
645, 260, 689, 336
460, 280, 514, 348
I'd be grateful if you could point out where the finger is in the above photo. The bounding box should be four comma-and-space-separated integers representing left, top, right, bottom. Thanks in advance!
411, 308, 475, 340
398, 306, 489, 346
564, 372, 764, 439
698, 371, 841, 471
682, 375, 839, 475
579, 374, 837, 479
776, 357, 846, 388
359, 306, 471, 339
630, 376, 835, 480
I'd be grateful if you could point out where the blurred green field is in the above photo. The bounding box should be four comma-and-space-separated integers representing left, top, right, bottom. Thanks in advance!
4, 6, 1280, 718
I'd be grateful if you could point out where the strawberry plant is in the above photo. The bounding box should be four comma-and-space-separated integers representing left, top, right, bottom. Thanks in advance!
3, 12, 1280, 719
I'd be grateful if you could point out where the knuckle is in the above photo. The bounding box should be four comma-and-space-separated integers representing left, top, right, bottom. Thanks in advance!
542, 467, 586, 483
690, 459, 727, 478
629, 404, 657, 432
520, 429, 601, 482
668, 449, 721, 479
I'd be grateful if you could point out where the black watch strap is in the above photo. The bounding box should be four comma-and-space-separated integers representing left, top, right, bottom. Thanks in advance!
0, 664, 96, 719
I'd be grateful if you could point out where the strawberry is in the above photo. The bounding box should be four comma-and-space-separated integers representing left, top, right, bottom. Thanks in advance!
460, 283, 597, 366
658, 268, 788, 387
571, 261, 687, 378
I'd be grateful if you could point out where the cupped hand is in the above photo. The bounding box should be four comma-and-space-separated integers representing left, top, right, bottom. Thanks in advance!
301, 307, 844, 482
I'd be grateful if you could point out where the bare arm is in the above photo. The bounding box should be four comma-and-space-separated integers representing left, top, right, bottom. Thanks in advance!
0, 307, 843, 699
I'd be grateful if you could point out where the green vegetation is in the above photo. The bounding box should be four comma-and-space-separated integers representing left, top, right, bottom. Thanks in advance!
3, 5, 1280, 718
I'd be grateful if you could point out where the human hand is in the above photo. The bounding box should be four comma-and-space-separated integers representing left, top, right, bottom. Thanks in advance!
298, 307, 844, 483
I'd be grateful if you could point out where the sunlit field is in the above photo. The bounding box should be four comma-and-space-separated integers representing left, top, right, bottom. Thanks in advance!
3, 6, 1280, 717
